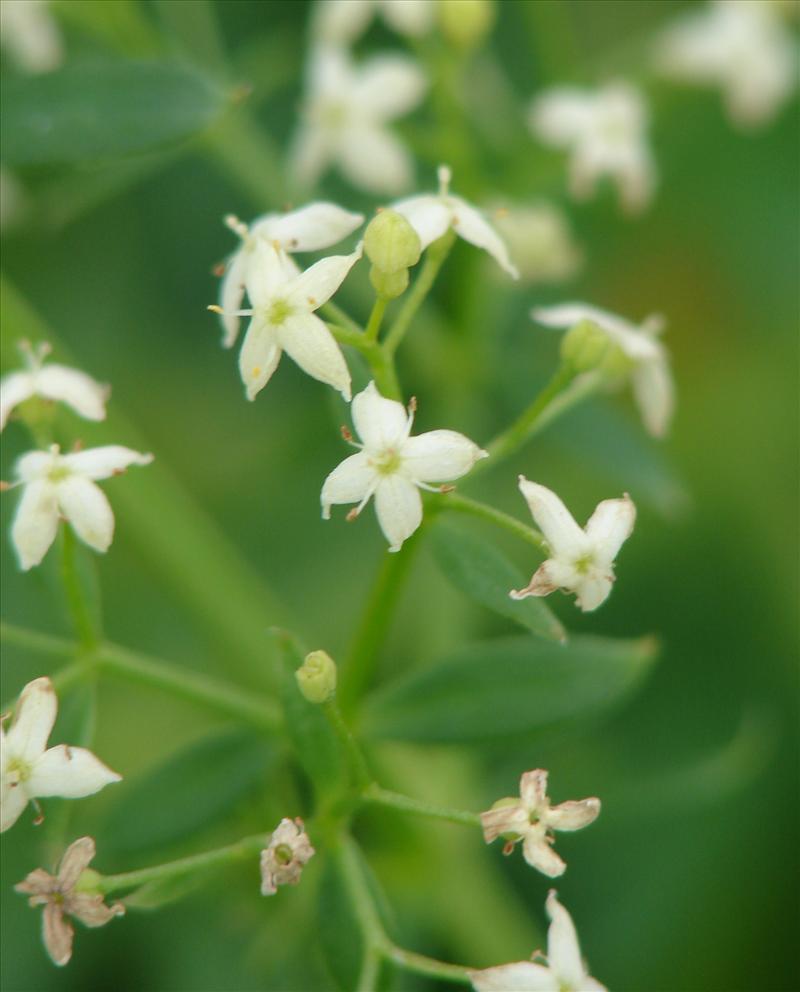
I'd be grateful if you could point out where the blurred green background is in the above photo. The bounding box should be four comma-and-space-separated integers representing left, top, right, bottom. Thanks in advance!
1, 1, 798, 990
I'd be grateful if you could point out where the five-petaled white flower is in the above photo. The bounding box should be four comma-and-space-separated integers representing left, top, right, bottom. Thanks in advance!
15, 836, 124, 967
655, 0, 797, 129
533, 302, 674, 437
9, 444, 153, 571
291, 45, 427, 195
312, 0, 434, 44
480, 769, 600, 877
0, 0, 63, 74
216, 203, 364, 349
392, 165, 519, 277
322, 381, 488, 552
260, 817, 316, 896
511, 478, 635, 613
1, 341, 109, 432
1, 678, 122, 833
215, 239, 360, 402
528, 82, 656, 212
469, 890, 607, 992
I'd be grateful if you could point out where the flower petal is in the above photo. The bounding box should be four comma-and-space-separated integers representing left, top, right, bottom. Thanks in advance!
57, 837, 96, 890
42, 901, 73, 967
264, 202, 364, 253
351, 55, 428, 120
338, 125, 415, 195
291, 121, 334, 190
27, 744, 121, 799
469, 961, 558, 992
510, 559, 577, 601
522, 836, 566, 877
5, 677, 57, 764
382, 0, 435, 36
62, 446, 153, 481
517, 478, 586, 556
0, 371, 34, 430
218, 249, 248, 349
547, 798, 601, 832
312, 0, 374, 44
352, 381, 410, 450
14, 449, 54, 482
34, 365, 108, 421
57, 477, 114, 554
321, 452, 377, 517
546, 891, 586, 989
286, 246, 362, 312
584, 495, 636, 564
11, 479, 59, 570
573, 575, 613, 613
14, 867, 56, 898
1, 776, 31, 832
529, 87, 594, 146
238, 318, 282, 401
450, 198, 519, 278
277, 313, 352, 399
374, 475, 422, 551
533, 302, 661, 361
479, 804, 527, 844
632, 355, 674, 437
392, 194, 452, 250
67, 892, 124, 928
245, 240, 296, 307
519, 769, 549, 811
401, 430, 487, 483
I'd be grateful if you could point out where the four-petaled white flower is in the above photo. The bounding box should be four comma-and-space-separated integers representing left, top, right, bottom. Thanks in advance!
219, 239, 360, 402
655, 0, 797, 129
322, 381, 488, 552
393, 165, 519, 277
291, 45, 427, 195
469, 890, 607, 992
217, 203, 364, 349
15, 836, 124, 967
511, 478, 635, 613
260, 817, 316, 896
528, 82, 656, 212
1, 341, 109, 432
533, 302, 674, 437
312, 0, 434, 44
0, 0, 63, 74
1, 678, 122, 833
9, 444, 153, 571
480, 769, 600, 877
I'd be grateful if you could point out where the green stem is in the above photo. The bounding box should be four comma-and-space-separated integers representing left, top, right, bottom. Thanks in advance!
60, 526, 99, 651
435, 492, 547, 551
356, 948, 383, 992
362, 784, 481, 829
324, 698, 372, 790
202, 108, 286, 206
367, 347, 403, 401
97, 833, 267, 896
364, 297, 388, 345
322, 301, 364, 337
0, 622, 75, 658
386, 946, 471, 986
384, 231, 456, 356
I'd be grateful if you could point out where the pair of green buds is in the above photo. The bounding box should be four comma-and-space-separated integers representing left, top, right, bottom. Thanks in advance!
363, 210, 422, 301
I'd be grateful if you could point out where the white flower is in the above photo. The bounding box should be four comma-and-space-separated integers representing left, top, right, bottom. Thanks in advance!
9, 444, 153, 571
260, 817, 315, 896
1, 341, 109, 432
511, 478, 635, 613
0, 0, 62, 74
322, 381, 487, 551
533, 302, 674, 437
291, 45, 427, 195
491, 202, 582, 284
1, 678, 122, 833
392, 164, 519, 277
529, 82, 656, 212
655, 0, 797, 128
480, 769, 600, 877
216, 203, 364, 349
15, 836, 124, 967
217, 239, 360, 401
312, 0, 435, 44
469, 890, 607, 992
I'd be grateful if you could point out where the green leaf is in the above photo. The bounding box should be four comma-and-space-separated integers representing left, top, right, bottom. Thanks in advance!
1, 60, 225, 167
104, 729, 274, 853
431, 521, 566, 642
362, 634, 658, 744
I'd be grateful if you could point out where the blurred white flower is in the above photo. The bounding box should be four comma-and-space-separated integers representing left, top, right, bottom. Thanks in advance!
15, 836, 124, 966
1, 679, 122, 833
216, 203, 364, 349
214, 239, 359, 401
529, 82, 656, 212
322, 381, 487, 551
490, 202, 582, 284
9, 444, 153, 571
0, 0, 62, 74
533, 302, 674, 437
260, 818, 315, 896
655, 0, 797, 128
312, 0, 434, 44
511, 477, 635, 613
480, 769, 600, 877
393, 164, 519, 277
469, 890, 607, 992
1, 341, 109, 431
291, 46, 427, 195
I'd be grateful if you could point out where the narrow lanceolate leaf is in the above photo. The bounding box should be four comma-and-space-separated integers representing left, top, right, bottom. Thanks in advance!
361, 634, 658, 744
1, 61, 225, 167
431, 521, 566, 642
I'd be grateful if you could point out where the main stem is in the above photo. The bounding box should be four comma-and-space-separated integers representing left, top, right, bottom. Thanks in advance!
60, 526, 99, 652
384, 231, 455, 356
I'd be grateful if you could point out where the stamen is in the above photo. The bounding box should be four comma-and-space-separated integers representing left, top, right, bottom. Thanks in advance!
437, 164, 452, 196
502, 840, 515, 856
211, 262, 227, 277
31, 798, 44, 827
224, 214, 249, 239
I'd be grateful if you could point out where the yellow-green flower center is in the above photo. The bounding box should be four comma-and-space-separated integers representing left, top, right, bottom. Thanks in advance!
371, 449, 402, 476
573, 553, 595, 575
267, 298, 294, 326
274, 844, 294, 866
46, 465, 71, 483
4, 755, 32, 784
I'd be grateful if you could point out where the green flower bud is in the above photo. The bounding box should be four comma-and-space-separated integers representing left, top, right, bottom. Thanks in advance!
369, 264, 410, 301
295, 650, 337, 704
560, 319, 614, 373
438, 0, 496, 51
364, 209, 421, 274
73, 868, 102, 894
